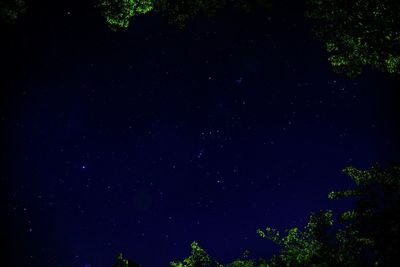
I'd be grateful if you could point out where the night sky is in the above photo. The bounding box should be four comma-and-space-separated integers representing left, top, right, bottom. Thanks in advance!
1, 1, 400, 267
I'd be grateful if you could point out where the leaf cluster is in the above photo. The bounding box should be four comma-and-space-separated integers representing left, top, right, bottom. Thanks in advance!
98, 0, 154, 31
306, 0, 400, 76
257, 163, 400, 266
170, 241, 223, 267
0, 0, 26, 24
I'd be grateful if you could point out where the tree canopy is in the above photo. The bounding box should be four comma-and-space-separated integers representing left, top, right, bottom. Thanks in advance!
306, 0, 400, 76
3, 0, 400, 77
96, 0, 400, 76
98, 0, 154, 31
96, 0, 272, 30
170, 241, 224, 267
0, 0, 26, 24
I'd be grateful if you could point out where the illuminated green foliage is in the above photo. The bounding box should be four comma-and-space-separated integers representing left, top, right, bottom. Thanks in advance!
98, 0, 154, 31
0, 0, 26, 24
306, 0, 400, 76
257, 211, 338, 266
225, 259, 255, 267
385, 55, 400, 74
97, 0, 253, 30
170, 241, 223, 267
328, 189, 358, 199
339, 210, 357, 221
96, 0, 275, 31
256, 211, 378, 266
336, 164, 400, 192
257, 164, 400, 266
170, 242, 256, 267
225, 250, 255, 267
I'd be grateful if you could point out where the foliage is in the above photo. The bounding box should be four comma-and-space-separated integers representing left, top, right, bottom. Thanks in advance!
170, 242, 256, 267
97, 0, 232, 30
170, 241, 223, 267
258, 211, 337, 267
306, 0, 400, 76
113, 253, 141, 267
97, 0, 272, 30
98, 0, 154, 31
225, 259, 255, 267
257, 163, 400, 266
331, 164, 400, 266
0, 0, 26, 24
225, 250, 255, 267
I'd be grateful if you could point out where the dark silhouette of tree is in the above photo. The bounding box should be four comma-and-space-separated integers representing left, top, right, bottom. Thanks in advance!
306, 0, 400, 76
0, 0, 26, 24
328, 164, 400, 266
257, 163, 400, 266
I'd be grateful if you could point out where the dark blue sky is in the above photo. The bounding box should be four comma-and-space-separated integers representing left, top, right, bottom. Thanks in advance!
1, 1, 399, 267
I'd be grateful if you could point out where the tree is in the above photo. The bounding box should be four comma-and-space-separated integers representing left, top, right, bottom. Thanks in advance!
98, 0, 154, 31
96, 0, 229, 30
97, 0, 272, 30
225, 259, 255, 267
225, 252, 255, 267
257, 211, 375, 266
170, 241, 223, 267
0, 0, 26, 24
257, 163, 400, 266
170, 241, 257, 267
306, 0, 400, 76
328, 164, 400, 266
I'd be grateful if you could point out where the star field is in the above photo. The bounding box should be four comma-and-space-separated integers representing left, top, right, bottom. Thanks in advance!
1, 1, 399, 267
